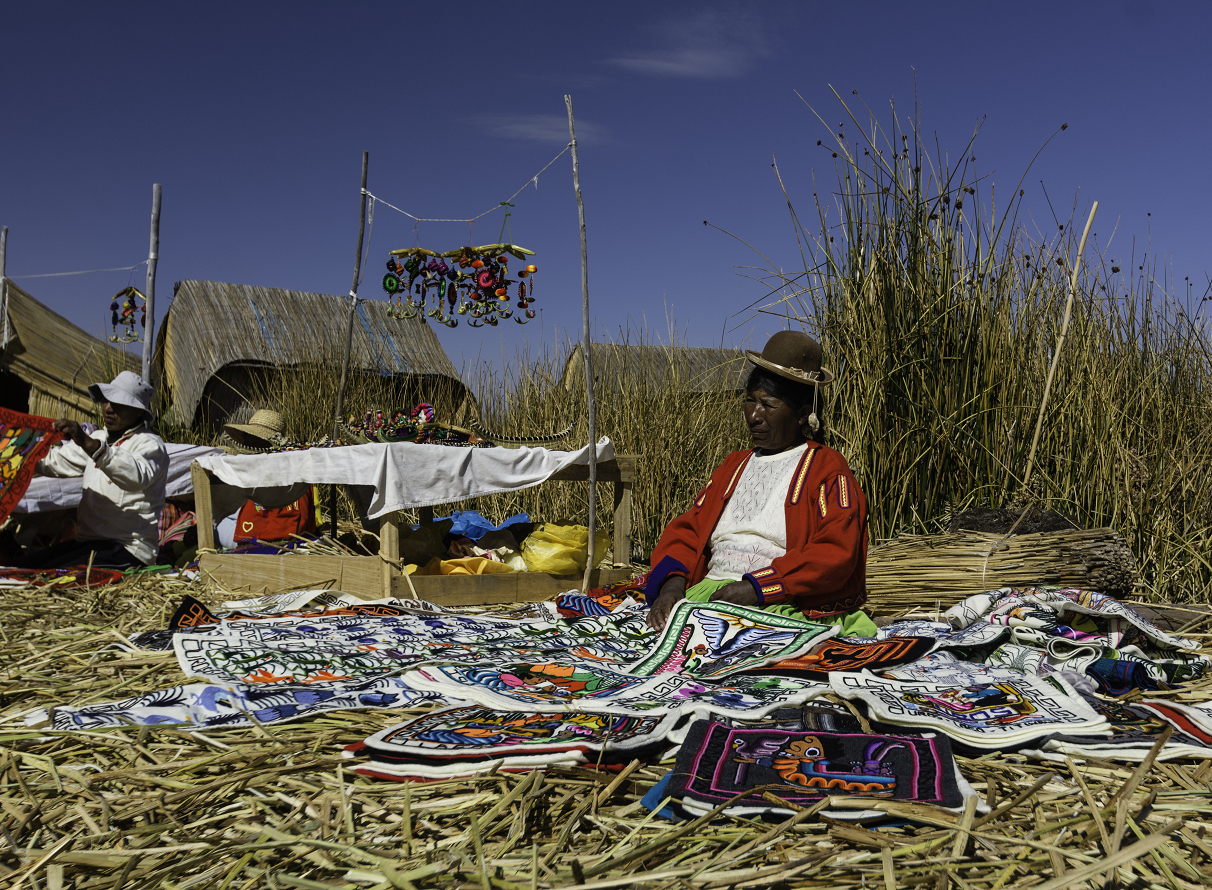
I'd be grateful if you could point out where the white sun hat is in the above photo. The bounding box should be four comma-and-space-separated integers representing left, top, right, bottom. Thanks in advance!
88, 371, 154, 417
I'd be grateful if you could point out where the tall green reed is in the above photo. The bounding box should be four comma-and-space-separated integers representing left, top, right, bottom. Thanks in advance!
747, 90, 1212, 600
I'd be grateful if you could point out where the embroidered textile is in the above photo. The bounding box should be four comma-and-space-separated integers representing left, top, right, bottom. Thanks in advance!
0, 409, 64, 524
343, 704, 675, 780
745, 636, 936, 680
663, 719, 968, 820
944, 587, 1209, 686
33, 677, 442, 731
625, 601, 837, 680
830, 671, 1109, 749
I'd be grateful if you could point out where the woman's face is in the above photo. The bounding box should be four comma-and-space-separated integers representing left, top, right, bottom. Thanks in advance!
743, 387, 809, 454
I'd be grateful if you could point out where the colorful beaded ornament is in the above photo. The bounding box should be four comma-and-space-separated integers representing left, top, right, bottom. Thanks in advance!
108, 286, 146, 343
382, 243, 537, 328
342, 403, 493, 448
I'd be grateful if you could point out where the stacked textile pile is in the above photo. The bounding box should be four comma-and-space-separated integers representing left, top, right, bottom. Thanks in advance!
30, 583, 1212, 822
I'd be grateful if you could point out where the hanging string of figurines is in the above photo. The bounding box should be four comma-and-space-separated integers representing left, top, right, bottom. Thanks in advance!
381, 243, 537, 327
107, 286, 147, 342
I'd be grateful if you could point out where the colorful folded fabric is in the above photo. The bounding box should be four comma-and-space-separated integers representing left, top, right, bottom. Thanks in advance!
944, 587, 1210, 687
1025, 694, 1212, 763
1086, 658, 1167, 696
625, 601, 838, 680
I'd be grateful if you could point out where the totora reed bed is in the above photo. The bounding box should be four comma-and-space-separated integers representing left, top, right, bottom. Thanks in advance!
2, 574, 1212, 890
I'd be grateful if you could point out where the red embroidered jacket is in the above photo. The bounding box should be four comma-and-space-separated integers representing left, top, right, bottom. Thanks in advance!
645, 444, 868, 617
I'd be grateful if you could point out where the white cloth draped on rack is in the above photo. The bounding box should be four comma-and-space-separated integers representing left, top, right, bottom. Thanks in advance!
192, 438, 616, 520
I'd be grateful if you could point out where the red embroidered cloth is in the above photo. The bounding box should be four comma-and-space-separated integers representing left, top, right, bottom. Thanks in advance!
0, 408, 65, 524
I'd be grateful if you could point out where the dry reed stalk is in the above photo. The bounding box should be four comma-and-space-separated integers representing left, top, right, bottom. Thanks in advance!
0, 575, 1210, 889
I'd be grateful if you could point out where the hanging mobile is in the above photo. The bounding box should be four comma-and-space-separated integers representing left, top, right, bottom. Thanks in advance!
108, 286, 146, 342
382, 244, 535, 330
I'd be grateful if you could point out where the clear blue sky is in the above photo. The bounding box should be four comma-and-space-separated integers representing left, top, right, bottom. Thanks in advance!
2, 1, 1206, 376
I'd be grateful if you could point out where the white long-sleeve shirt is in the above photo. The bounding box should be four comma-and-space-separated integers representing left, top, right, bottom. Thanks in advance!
36, 424, 169, 564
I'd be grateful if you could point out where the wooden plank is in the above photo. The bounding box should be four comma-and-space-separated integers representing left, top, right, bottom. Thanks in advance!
401, 567, 634, 606
197, 553, 382, 596
191, 462, 215, 552
613, 479, 633, 568
194, 553, 633, 605
379, 511, 400, 596
547, 456, 635, 484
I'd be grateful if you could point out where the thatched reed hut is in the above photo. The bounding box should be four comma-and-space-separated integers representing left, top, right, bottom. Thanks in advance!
0, 281, 139, 421
154, 280, 466, 433
562, 343, 748, 395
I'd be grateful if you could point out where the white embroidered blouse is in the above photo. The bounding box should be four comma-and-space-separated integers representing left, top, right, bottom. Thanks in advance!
704, 442, 807, 582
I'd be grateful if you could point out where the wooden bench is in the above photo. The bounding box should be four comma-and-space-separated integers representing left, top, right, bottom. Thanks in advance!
189, 456, 637, 605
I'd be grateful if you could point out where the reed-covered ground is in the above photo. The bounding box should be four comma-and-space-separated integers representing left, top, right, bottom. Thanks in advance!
2, 574, 1210, 890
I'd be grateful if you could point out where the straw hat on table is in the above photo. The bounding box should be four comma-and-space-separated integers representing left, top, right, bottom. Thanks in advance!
222, 409, 287, 453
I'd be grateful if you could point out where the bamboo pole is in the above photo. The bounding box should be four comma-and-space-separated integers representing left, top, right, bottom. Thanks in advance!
566, 95, 598, 594
142, 185, 161, 382
0, 225, 8, 359
330, 152, 369, 538
1023, 202, 1097, 490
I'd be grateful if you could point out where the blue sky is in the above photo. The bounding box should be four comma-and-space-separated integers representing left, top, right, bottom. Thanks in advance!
1, 1, 1207, 376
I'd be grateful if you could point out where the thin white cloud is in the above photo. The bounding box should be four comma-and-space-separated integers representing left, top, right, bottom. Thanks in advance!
609, 7, 772, 79
477, 113, 608, 145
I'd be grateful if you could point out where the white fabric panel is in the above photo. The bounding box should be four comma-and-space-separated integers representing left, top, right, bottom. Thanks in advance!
194, 438, 615, 520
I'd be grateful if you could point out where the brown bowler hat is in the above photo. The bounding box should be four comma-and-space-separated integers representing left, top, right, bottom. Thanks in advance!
745, 330, 834, 386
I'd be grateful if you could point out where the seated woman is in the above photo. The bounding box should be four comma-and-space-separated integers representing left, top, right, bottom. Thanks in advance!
646, 331, 874, 636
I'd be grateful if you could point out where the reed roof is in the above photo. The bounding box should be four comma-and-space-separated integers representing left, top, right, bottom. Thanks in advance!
1, 281, 139, 420
155, 280, 463, 427
563, 343, 749, 394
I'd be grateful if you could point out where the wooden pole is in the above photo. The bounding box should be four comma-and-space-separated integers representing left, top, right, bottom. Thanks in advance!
329, 151, 369, 538
566, 95, 598, 593
1023, 201, 1097, 490
0, 226, 8, 358
142, 184, 162, 382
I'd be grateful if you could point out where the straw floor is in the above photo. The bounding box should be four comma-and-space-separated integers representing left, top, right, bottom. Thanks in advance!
1, 575, 1211, 890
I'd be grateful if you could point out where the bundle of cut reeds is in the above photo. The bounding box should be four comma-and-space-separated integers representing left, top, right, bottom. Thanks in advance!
866, 528, 1136, 612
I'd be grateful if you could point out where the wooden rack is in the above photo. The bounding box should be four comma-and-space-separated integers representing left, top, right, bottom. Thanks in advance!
189, 456, 637, 605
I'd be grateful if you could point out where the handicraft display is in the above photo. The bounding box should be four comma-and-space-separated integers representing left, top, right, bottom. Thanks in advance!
343, 402, 492, 447
108, 286, 146, 342
382, 243, 537, 328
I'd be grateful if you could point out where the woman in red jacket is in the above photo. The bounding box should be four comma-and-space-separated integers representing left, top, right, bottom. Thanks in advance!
646, 331, 871, 632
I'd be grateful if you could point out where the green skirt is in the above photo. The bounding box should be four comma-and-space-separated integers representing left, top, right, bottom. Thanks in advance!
685, 578, 877, 637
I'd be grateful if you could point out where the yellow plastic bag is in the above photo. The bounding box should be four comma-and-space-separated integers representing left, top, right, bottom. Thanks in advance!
521, 523, 610, 575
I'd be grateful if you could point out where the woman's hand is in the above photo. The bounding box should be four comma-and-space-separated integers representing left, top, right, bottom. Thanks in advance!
53, 419, 100, 455
646, 575, 687, 630
709, 580, 759, 607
